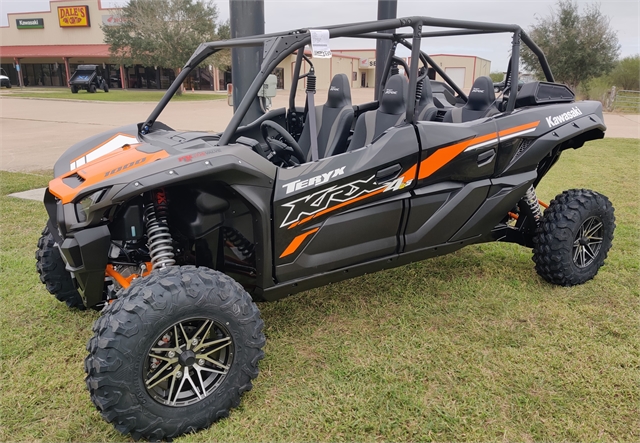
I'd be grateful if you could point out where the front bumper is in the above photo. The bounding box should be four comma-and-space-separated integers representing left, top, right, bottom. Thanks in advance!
44, 189, 110, 308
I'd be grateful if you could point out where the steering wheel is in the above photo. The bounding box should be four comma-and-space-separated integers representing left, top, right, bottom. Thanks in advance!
260, 121, 306, 164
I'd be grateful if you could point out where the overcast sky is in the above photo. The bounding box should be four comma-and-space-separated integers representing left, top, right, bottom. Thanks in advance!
1, 0, 637, 72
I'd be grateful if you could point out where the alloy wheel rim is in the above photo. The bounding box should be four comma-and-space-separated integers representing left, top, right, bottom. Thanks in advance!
144, 317, 234, 407
572, 216, 603, 268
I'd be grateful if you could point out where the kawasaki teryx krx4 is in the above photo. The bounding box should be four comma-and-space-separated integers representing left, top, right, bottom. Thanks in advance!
37, 16, 614, 440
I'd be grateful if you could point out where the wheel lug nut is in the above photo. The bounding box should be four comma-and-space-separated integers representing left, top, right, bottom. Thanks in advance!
198, 359, 205, 366
191, 338, 199, 346
176, 371, 183, 379
168, 351, 176, 358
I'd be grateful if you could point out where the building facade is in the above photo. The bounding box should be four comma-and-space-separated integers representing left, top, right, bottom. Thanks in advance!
1, 0, 490, 93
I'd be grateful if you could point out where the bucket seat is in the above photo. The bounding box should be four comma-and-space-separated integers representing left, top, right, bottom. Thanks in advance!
298, 74, 354, 160
415, 76, 438, 121
442, 76, 499, 123
349, 74, 408, 150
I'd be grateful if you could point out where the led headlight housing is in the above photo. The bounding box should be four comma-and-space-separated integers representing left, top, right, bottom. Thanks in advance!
75, 189, 107, 223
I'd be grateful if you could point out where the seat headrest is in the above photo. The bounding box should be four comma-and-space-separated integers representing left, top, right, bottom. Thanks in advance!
466, 76, 496, 111
326, 74, 352, 109
379, 74, 408, 115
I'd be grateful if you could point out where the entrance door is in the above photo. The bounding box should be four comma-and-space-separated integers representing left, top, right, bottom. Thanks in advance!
361, 72, 366, 87
445, 67, 466, 89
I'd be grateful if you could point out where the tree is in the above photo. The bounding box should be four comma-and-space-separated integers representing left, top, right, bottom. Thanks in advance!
103, 0, 225, 89
521, 0, 620, 91
489, 71, 505, 83
609, 55, 640, 91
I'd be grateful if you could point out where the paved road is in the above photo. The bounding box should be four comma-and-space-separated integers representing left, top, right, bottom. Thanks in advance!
0, 92, 637, 172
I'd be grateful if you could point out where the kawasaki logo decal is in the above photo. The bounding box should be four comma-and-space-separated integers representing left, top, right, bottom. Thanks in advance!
545, 106, 583, 128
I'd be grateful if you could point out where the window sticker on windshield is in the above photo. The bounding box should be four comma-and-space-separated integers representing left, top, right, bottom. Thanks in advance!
310, 29, 332, 58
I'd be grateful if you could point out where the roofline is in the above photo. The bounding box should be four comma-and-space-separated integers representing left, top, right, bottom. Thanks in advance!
1, 0, 118, 29
428, 54, 492, 62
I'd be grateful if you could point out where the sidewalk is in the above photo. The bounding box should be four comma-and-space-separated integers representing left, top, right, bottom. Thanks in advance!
1, 95, 637, 172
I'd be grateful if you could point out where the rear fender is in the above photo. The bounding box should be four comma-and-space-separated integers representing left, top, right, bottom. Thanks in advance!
500, 113, 605, 178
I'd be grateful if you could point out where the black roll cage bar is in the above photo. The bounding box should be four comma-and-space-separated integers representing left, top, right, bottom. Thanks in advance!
141, 16, 554, 145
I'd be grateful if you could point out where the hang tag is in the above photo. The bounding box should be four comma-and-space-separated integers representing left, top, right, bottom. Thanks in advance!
310, 29, 332, 58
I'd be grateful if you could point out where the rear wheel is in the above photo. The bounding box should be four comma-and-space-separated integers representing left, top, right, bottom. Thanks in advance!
532, 189, 615, 286
70, 85, 78, 93
89, 84, 97, 93
36, 226, 84, 309
85, 266, 265, 441
102, 81, 109, 92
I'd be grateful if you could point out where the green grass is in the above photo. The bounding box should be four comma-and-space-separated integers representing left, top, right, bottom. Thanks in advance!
1, 138, 638, 442
1, 88, 225, 102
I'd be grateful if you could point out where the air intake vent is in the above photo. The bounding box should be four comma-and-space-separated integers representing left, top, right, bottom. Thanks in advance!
516, 81, 575, 108
62, 173, 85, 188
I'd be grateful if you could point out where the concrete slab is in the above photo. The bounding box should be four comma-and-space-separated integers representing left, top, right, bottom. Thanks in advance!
8, 187, 46, 201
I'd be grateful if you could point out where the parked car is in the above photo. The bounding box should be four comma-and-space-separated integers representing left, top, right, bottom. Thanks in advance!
0, 68, 12, 88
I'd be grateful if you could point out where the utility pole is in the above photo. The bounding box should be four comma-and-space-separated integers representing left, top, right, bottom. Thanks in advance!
374, 0, 397, 99
229, 0, 265, 125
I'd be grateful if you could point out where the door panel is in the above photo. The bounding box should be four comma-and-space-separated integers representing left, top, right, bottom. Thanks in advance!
273, 124, 419, 282
275, 200, 402, 281
404, 180, 491, 251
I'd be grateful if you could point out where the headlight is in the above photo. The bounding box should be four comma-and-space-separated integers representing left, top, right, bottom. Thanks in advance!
75, 189, 106, 223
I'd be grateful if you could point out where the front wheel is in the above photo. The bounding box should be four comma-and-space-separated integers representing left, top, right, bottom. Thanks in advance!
532, 189, 615, 286
36, 226, 84, 309
85, 266, 265, 441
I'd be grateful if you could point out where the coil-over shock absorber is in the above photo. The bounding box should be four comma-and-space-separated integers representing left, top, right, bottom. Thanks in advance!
523, 185, 543, 223
222, 227, 255, 260
144, 188, 175, 269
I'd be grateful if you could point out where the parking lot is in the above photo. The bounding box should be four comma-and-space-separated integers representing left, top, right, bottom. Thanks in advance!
0, 92, 637, 171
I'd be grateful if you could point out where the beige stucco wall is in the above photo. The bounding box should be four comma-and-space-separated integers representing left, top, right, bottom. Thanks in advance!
276, 52, 363, 94
429, 55, 491, 90
0, 0, 115, 46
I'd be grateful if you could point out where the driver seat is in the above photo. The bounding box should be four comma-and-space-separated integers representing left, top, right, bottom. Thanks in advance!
298, 74, 354, 160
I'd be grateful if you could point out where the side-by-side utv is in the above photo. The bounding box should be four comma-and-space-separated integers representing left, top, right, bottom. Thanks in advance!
37, 16, 614, 440
69, 64, 109, 93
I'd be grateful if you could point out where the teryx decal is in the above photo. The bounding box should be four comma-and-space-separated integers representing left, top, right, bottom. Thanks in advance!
281, 166, 416, 229
545, 106, 582, 127
282, 167, 345, 194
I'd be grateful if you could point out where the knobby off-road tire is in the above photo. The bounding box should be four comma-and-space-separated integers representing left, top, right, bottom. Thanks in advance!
71, 85, 78, 93
85, 266, 265, 441
533, 189, 615, 286
36, 226, 85, 309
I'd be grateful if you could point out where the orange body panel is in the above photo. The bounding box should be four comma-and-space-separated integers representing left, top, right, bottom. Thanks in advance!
49, 146, 169, 204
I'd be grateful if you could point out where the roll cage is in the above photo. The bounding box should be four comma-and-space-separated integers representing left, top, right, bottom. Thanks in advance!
141, 16, 555, 144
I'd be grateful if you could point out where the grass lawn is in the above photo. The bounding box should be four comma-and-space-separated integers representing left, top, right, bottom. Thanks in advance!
0, 138, 638, 442
1, 88, 225, 102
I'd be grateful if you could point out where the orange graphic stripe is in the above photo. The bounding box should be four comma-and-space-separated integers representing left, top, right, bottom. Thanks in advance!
418, 133, 494, 180
418, 121, 540, 180
280, 228, 319, 258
